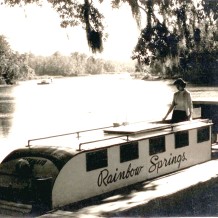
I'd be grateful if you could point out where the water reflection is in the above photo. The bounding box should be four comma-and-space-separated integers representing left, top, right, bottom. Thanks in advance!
0, 86, 15, 137
0, 117, 13, 137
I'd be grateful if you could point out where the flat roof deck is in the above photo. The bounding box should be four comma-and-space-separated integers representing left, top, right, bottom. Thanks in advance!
27, 119, 211, 153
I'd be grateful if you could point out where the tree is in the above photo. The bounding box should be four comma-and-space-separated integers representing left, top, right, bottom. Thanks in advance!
0, 36, 35, 84
70, 52, 87, 75
129, 0, 217, 83
86, 56, 103, 74
2, 0, 217, 83
4, 0, 216, 81
0, 35, 10, 83
3, 0, 142, 53
3, 0, 106, 53
16, 53, 35, 80
27, 53, 47, 76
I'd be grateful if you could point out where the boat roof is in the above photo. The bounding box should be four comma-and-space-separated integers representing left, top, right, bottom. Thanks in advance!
27, 119, 211, 150
2, 146, 75, 170
109, 119, 211, 132
2, 119, 212, 168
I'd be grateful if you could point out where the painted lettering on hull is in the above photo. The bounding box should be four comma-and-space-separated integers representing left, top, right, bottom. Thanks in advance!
97, 163, 144, 187
149, 152, 188, 174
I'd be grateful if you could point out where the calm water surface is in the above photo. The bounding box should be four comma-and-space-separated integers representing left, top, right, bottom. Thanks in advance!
0, 74, 218, 160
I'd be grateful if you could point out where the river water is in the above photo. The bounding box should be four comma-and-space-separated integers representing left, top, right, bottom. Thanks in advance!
0, 74, 218, 160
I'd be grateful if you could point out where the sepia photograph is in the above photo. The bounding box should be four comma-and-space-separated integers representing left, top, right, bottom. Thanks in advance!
0, 0, 217, 217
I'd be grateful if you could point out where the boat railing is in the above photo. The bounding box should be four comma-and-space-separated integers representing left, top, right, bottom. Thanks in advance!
77, 135, 130, 151
152, 118, 211, 131
27, 125, 114, 147
27, 119, 212, 149
78, 119, 212, 151
78, 119, 211, 151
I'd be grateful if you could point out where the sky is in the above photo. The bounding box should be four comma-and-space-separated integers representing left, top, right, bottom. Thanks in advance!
0, 2, 140, 61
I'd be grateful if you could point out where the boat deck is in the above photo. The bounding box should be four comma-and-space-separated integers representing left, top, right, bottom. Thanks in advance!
27, 119, 210, 153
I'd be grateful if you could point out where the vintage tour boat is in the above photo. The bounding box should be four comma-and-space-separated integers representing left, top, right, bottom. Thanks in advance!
0, 118, 213, 214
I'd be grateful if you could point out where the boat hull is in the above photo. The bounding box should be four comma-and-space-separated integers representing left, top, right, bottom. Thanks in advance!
0, 119, 213, 212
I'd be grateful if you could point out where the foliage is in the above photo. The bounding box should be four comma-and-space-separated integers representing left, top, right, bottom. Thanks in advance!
3, 0, 105, 53
0, 33, 134, 84
0, 36, 35, 84
130, 0, 217, 84
27, 52, 134, 76
181, 50, 218, 84
1, 0, 217, 84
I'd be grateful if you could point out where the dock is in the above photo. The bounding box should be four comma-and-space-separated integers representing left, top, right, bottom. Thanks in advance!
38, 144, 218, 217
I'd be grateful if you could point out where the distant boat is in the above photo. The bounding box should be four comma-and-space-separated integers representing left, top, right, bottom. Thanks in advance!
37, 78, 52, 85
130, 72, 145, 79
142, 74, 161, 81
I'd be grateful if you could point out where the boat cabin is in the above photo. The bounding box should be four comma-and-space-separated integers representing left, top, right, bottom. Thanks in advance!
0, 119, 213, 212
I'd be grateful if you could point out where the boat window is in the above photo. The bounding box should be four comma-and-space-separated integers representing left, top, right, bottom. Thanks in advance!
86, 149, 108, 172
197, 126, 210, 143
175, 131, 189, 148
149, 136, 165, 155
120, 141, 139, 163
